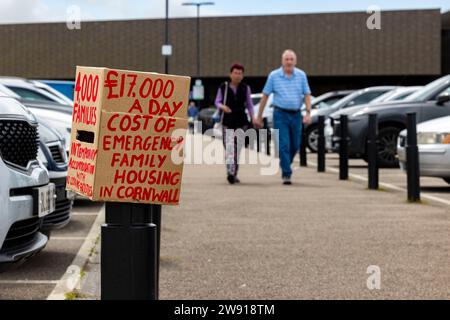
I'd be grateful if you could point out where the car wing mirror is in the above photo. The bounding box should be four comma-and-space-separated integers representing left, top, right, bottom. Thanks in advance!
437, 94, 450, 106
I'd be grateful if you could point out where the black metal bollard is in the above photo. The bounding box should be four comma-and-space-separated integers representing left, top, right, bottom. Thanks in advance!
101, 202, 158, 300
367, 114, 379, 189
300, 124, 307, 167
317, 116, 326, 172
151, 204, 162, 300
406, 113, 421, 202
339, 115, 349, 180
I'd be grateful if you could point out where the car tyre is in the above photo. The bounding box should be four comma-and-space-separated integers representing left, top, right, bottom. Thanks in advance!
376, 126, 401, 168
306, 125, 318, 153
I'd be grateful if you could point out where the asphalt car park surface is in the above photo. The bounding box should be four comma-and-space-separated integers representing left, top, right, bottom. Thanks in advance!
0, 200, 103, 300
324, 154, 450, 203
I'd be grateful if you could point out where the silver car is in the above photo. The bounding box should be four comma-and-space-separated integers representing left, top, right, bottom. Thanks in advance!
397, 115, 450, 184
0, 94, 55, 264
0, 77, 72, 106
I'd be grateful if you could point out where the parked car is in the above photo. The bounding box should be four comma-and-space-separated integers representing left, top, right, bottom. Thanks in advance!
324, 87, 422, 152
0, 83, 72, 155
330, 75, 450, 167
305, 86, 397, 152
37, 122, 73, 237
0, 94, 55, 265
397, 115, 450, 184
0, 77, 71, 106
368, 86, 422, 104
36, 80, 75, 102
251, 91, 349, 131
302, 90, 354, 111
32, 80, 73, 105
26, 103, 72, 156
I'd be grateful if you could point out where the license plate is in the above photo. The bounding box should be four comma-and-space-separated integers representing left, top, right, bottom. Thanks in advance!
34, 183, 56, 218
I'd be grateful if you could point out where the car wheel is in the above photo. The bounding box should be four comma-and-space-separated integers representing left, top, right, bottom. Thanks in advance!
377, 127, 401, 168
306, 126, 318, 153
443, 178, 450, 184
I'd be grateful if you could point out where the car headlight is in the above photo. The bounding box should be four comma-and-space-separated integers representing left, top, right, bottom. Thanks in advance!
417, 132, 450, 145
37, 146, 48, 166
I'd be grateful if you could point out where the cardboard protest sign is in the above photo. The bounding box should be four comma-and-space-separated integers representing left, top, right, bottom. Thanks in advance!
66, 66, 191, 205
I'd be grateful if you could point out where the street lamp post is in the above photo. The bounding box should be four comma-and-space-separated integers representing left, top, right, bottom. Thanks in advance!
165, 0, 169, 74
182, 1, 215, 77
162, 0, 172, 74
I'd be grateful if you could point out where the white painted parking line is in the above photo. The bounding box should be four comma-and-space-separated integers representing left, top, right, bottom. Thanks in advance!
0, 280, 59, 285
50, 237, 88, 241
71, 212, 99, 216
47, 205, 105, 300
302, 162, 450, 207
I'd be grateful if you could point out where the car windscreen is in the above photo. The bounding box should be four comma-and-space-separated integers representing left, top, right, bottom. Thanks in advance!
322, 96, 345, 106
404, 76, 450, 102
310, 94, 344, 110
329, 90, 367, 110
392, 91, 415, 101
6, 86, 55, 103
344, 90, 389, 108
370, 90, 398, 103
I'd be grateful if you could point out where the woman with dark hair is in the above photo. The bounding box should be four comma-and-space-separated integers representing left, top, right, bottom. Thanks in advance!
214, 63, 254, 184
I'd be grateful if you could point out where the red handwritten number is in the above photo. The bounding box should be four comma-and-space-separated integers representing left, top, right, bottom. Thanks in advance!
120, 73, 125, 97
127, 74, 137, 97
139, 78, 153, 98
86, 75, 92, 101
76, 73, 99, 102
163, 80, 174, 98
152, 79, 163, 98
81, 75, 87, 101
92, 75, 99, 102
75, 72, 81, 102
103, 72, 174, 100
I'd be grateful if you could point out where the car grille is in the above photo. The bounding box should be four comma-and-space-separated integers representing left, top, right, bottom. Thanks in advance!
1, 217, 42, 251
0, 120, 39, 168
48, 144, 65, 165
42, 197, 72, 228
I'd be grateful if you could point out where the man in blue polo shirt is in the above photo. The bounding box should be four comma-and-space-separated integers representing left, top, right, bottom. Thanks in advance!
254, 49, 312, 185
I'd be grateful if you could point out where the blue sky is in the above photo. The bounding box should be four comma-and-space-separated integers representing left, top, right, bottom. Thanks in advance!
0, 0, 448, 23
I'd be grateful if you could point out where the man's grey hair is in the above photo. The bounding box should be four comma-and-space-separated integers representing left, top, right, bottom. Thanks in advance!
282, 49, 297, 60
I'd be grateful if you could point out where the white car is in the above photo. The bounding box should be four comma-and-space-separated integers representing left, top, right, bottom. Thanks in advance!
251, 93, 274, 127
28, 106, 72, 155
397, 115, 450, 184
0, 94, 54, 264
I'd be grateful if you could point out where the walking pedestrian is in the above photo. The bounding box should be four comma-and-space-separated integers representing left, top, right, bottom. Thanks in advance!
254, 50, 312, 185
215, 63, 254, 184
187, 101, 199, 133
